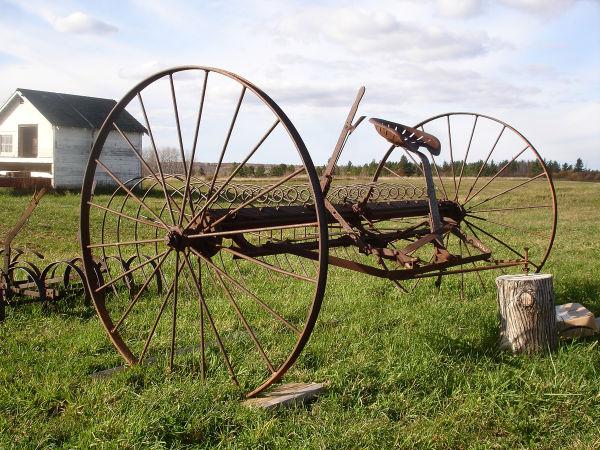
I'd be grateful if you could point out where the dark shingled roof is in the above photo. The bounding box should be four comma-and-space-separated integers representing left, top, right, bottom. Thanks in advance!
16, 88, 147, 133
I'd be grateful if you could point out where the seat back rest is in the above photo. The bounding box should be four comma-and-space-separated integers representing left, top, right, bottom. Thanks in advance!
369, 118, 441, 156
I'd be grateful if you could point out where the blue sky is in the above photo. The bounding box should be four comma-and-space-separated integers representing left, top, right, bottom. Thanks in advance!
1, 0, 598, 168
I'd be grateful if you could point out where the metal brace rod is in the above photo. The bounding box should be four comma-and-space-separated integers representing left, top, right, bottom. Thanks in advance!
321, 87, 366, 197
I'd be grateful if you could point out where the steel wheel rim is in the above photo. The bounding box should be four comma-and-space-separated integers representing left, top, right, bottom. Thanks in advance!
80, 66, 328, 397
370, 112, 557, 293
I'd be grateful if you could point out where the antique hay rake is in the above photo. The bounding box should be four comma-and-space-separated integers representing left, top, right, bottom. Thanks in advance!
79, 66, 557, 397
0, 189, 91, 321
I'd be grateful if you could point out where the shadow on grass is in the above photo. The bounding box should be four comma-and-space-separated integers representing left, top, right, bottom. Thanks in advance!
554, 278, 600, 316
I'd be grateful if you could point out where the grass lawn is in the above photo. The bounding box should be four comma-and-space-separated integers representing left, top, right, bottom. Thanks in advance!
0, 179, 599, 449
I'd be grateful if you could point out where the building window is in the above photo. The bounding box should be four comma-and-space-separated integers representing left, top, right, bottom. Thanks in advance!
0, 135, 13, 153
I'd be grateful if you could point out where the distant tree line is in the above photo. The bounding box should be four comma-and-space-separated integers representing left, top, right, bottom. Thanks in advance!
142, 147, 598, 181
324, 155, 599, 181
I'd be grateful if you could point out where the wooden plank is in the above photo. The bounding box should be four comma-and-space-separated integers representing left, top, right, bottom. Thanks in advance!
243, 382, 325, 410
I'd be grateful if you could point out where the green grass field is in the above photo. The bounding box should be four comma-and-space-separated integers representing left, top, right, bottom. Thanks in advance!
0, 179, 599, 449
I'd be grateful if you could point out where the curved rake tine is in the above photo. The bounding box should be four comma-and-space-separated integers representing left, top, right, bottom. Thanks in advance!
462, 240, 486, 293
379, 259, 408, 293
260, 257, 275, 283
233, 258, 250, 290
410, 251, 436, 293
203, 260, 219, 291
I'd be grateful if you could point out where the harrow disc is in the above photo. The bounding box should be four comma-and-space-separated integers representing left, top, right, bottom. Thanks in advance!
80, 66, 328, 397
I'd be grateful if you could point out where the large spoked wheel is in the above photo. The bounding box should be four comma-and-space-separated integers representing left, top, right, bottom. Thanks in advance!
372, 112, 557, 294
80, 66, 328, 397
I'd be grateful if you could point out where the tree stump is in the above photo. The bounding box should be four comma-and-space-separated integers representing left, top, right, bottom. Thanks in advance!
495, 274, 557, 354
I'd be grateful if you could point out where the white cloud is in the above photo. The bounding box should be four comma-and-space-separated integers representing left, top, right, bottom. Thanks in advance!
53, 12, 118, 35
118, 61, 169, 80
436, 0, 485, 17
380, 64, 541, 108
274, 7, 500, 61
499, 0, 585, 16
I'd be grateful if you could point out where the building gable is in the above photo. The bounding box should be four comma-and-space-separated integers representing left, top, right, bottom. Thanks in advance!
13, 89, 146, 133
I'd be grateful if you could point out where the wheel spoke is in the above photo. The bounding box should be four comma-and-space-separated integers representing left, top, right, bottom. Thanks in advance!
447, 115, 458, 202
214, 270, 275, 374
194, 166, 307, 232
190, 247, 302, 336
463, 145, 529, 204
461, 239, 486, 293
184, 119, 280, 228
455, 115, 477, 202
181, 252, 238, 385
464, 219, 525, 261
88, 238, 164, 249
169, 74, 188, 180
465, 214, 552, 240
466, 173, 547, 210
138, 93, 177, 226
138, 257, 185, 364
95, 250, 170, 293
169, 252, 180, 371
429, 153, 449, 200
402, 147, 425, 176
111, 249, 173, 333
469, 204, 552, 214
463, 125, 505, 204
218, 245, 317, 283
180, 70, 209, 227
197, 257, 206, 382
382, 165, 421, 190
198, 86, 246, 228
88, 202, 165, 229
95, 159, 168, 229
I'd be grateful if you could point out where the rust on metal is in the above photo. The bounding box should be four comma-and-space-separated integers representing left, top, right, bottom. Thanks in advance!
69, 66, 557, 399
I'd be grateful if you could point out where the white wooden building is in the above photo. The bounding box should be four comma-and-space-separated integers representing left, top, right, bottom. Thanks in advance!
0, 89, 146, 189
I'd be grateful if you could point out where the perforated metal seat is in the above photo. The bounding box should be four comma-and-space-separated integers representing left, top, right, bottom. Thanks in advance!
369, 118, 441, 156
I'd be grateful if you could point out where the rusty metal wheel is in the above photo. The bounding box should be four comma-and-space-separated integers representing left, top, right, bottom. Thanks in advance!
80, 66, 328, 397
372, 112, 557, 294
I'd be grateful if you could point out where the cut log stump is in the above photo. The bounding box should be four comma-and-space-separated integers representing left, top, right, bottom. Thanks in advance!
495, 274, 557, 355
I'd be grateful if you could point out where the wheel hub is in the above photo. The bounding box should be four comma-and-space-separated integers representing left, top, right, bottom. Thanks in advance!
163, 216, 223, 258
